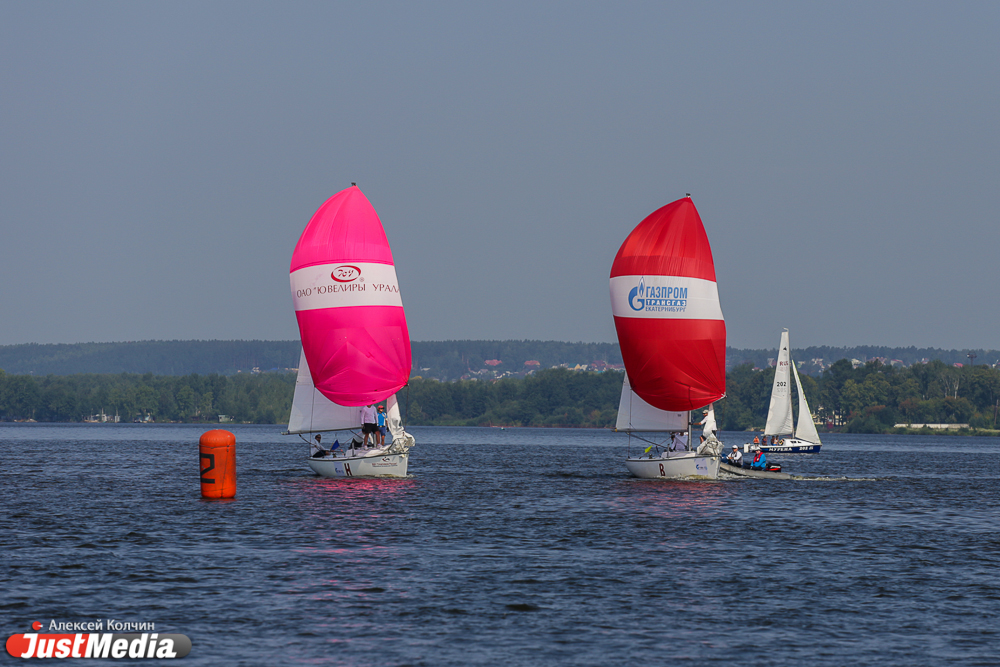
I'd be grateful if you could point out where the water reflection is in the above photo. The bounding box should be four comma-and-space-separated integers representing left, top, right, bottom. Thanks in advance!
5, 424, 1000, 666
608, 478, 733, 518
292, 476, 418, 516
303, 476, 416, 496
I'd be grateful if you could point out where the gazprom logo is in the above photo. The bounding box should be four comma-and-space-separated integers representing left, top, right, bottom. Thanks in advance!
628, 277, 688, 313
628, 278, 646, 311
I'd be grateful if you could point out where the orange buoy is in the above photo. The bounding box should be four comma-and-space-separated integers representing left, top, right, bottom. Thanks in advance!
199, 429, 236, 499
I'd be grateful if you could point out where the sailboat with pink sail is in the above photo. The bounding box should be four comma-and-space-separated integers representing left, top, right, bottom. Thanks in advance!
610, 195, 727, 479
286, 185, 415, 477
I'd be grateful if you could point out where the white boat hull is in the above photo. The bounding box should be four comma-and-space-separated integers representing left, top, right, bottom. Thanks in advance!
307, 451, 409, 478
625, 453, 720, 480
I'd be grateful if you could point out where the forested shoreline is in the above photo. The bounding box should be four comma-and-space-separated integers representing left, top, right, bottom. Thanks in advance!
1, 359, 998, 434
720, 359, 1000, 433
2, 339, 997, 381
0, 371, 294, 425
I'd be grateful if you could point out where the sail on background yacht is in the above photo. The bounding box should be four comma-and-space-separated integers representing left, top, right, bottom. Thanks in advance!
610, 196, 726, 479
287, 185, 415, 477
754, 329, 822, 454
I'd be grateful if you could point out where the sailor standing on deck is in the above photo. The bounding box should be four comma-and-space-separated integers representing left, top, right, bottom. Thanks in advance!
695, 408, 717, 443
361, 403, 378, 447
376, 404, 387, 446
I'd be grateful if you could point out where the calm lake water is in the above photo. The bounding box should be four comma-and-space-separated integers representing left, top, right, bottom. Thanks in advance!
2, 424, 999, 666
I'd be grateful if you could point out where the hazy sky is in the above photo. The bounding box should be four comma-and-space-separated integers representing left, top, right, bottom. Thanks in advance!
2, 2, 997, 350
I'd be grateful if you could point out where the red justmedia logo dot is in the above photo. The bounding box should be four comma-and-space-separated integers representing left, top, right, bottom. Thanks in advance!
31, 622, 41, 631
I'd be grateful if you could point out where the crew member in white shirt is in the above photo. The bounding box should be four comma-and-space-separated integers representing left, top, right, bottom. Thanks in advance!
726, 444, 743, 467
310, 434, 328, 458
361, 403, 378, 447
668, 432, 688, 453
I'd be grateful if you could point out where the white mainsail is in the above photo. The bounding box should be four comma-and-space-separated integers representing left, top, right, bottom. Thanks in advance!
763, 329, 794, 436
791, 362, 821, 444
288, 349, 416, 452
287, 349, 365, 434
616, 374, 689, 432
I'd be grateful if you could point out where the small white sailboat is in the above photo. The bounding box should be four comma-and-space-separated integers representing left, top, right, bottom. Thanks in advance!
750, 329, 822, 454
610, 196, 727, 480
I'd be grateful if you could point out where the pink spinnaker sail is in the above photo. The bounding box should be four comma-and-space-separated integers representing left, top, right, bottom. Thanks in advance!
609, 197, 726, 412
290, 186, 411, 406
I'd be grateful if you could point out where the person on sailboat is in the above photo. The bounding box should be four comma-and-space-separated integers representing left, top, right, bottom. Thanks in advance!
361, 403, 378, 447
310, 434, 329, 458
749, 445, 767, 471
376, 404, 387, 446
668, 432, 688, 452
726, 444, 743, 467
695, 409, 716, 443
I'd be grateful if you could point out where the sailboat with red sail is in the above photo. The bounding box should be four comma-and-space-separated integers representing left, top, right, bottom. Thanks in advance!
610, 195, 726, 479
285, 185, 415, 477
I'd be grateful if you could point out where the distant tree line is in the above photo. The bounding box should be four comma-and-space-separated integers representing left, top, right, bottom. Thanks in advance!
0, 370, 294, 424
409, 340, 623, 381
405, 368, 622, 427
727, 344, 1000, 376
720, 359, 1000, 433
0, 339, 622, 379
409, 359, 1000, 432
0, 367, 621, 428
3, 339, 994, 381
3, 358, 998, 433
0, 341, 300, 376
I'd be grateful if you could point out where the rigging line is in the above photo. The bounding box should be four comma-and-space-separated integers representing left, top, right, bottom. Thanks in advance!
627, 432, 671, 448
405, 383, 410, 428
627, 378, 632, 456
307, 361, 315, 434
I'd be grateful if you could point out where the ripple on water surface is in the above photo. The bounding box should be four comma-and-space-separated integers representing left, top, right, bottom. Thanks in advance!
1, 424, 999, 666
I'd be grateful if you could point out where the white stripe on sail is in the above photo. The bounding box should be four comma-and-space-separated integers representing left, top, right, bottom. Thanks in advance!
610, 275, 723, 320
291, 262, 403, 311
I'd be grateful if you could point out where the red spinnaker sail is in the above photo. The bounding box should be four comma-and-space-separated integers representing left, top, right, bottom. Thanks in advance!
290, 186, 411, 406
609, 197, 726, 411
